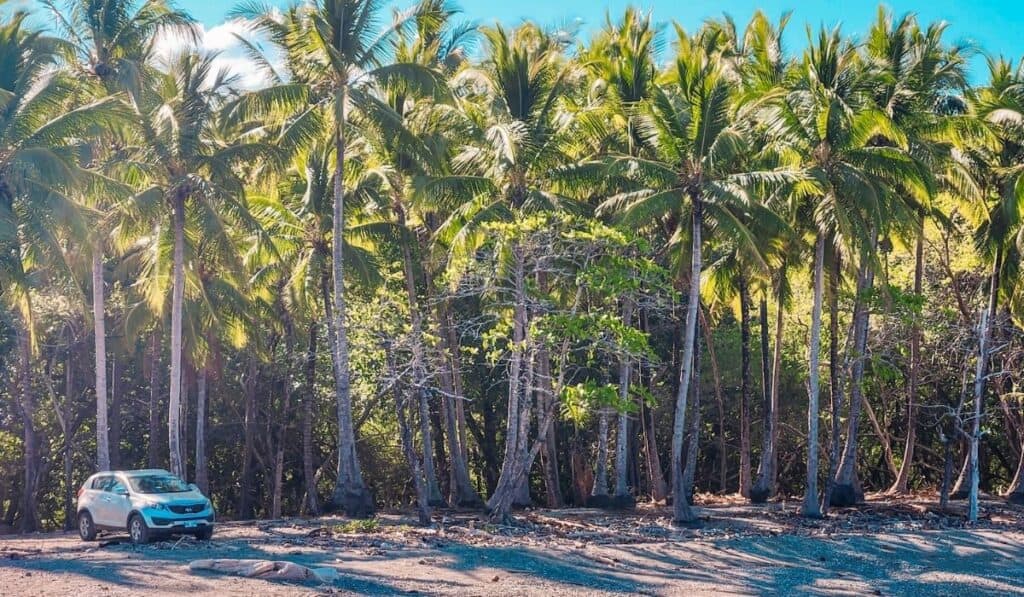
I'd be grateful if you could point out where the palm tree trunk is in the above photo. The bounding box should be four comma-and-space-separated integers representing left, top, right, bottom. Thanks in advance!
386, 342, 431, 524
329, 83, 374, 517
92, 244, 110, 472
751, 267, 785, 503
823, 252, 843, 513
168, 194, 186, 479
195, 366, 208, 494
803, 235, 825, 518
614, 301, 634, 502
671, 197, 701, 525
699, 308, 726, 493
890, 229, 924, 494
397, 211, 444, 506
969, 248, 1001, 521
832, 251, 875, 506
303, 322, 321, 515
682, 316, 702, 501
738, 275, 752, 497
486, 245, 529, 521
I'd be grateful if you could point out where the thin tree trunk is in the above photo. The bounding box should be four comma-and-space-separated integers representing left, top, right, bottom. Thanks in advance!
16, 314, 38, 532
195, 366, 208, 494
536, 344, 563, 507
890, 229, 924, 494
803, 235, 825, 518
148, 330, 161, 468
387, 342, 431, 525
303, 322, 321, 515
969, 249, 1000, 521
592, 411, 611, 501
671, 197, 701, 525
168, 194, 186, 479
823, 252, 843, 513
329, 82, 374, 517
272, 349, 292, 519
108, 356, 121, 470
700, 308, 726, 494
239, 356, 257, 519
62, 344, 75, 530
614, 301, 634, 503
92, 244, 109, 472
437, 304, 483, 507
738, 275, 752, 497
751, 266, 785, 503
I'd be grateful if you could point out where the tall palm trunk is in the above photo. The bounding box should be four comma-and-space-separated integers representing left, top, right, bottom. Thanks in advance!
969, 248, 1001, 521
738, 275, 752, 497
303, 322, 321, 515
16, 313, 38, 532
614, 301, 634, 503
329, 83, 373, 517
195, 366, 208, 493
823, 252, 843, 513
168, 193, 186, 479
397, 213, 443, 505
92, 244, 110, 472
832, 247, 876, 506
671, 197, 701, 524
803, 235, 825, 518
682, 317, 702, 501
890, 229, 924, 494
751, 267, 785, 503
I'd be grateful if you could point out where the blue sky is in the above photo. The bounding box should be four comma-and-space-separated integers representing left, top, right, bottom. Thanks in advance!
11, 1, 1024, 86
178, 0, 1021, 60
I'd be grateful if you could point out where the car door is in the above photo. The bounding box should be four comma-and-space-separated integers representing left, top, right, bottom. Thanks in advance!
106, 477, 133, 529
89, 475, 115, 526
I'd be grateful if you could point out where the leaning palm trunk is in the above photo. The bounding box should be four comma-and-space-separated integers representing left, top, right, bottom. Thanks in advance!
751, 268, 785, 503
803, 236, 826, 518
92, 243, 110, 472
671, 198, 701, 525
168, 194, 186, 479
890, 231, 924, 494
832, 250, 876, 506
329, 84, 374, 517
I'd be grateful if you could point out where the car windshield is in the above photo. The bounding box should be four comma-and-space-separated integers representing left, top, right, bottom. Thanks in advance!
128, 474, 191, 494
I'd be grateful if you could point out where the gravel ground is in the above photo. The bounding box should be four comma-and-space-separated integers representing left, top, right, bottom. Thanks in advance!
1, 498, 1022, 596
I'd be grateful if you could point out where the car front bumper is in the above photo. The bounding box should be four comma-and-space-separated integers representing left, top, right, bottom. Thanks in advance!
140, 509, 215, 531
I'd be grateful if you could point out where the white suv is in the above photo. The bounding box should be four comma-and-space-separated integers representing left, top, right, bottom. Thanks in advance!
76, 469, 215, 544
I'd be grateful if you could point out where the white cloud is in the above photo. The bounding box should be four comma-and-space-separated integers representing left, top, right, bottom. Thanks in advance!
150, 18, 284, 91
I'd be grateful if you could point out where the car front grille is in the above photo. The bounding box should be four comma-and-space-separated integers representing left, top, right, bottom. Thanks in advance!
169, 503, 207, 515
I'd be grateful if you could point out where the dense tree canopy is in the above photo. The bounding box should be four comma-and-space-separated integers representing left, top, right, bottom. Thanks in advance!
2, 0, 1024, 532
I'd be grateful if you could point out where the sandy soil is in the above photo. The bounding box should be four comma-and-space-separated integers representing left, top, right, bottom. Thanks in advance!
2, 496, 1023, 596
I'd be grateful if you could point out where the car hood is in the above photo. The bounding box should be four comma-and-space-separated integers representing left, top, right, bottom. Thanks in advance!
134, 490, 208, 504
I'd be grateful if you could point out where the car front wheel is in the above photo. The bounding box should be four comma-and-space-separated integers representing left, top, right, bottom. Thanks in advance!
78, 511, 97, 541
128, 514, 151, 545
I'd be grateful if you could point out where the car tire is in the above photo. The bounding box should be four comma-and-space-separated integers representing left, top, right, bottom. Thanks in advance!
78, 511, 97, 541
128, 514, 151, 545
195, 526, 213, 541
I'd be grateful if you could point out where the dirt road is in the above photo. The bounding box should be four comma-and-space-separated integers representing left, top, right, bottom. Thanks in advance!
2, 500, 1023, 595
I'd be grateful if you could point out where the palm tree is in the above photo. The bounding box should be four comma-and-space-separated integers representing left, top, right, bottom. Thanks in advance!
601, 26, 792, 524
44, 0, 196, 474
954, 56, 1024, 517
765, 26, 928, 515
0, 12, 122, 531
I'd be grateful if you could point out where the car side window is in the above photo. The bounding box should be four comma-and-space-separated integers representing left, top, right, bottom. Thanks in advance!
109, 479, 127, 494
92, 475, 112, 491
